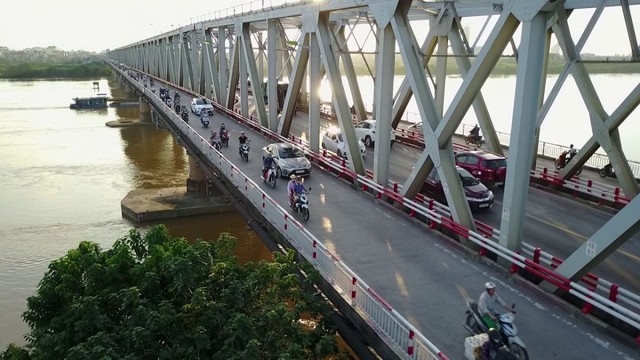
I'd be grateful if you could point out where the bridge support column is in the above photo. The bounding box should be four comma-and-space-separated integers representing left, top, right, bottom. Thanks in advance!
139, 97, 151, 122
187, 156, 218, 195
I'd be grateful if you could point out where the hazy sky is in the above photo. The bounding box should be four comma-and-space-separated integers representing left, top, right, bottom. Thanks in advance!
0, 1, 637, 56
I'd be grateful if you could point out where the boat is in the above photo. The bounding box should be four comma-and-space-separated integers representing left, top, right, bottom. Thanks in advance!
69, 94, 109, 109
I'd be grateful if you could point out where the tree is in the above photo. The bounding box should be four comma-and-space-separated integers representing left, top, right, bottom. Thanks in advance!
2, 225, 348, 360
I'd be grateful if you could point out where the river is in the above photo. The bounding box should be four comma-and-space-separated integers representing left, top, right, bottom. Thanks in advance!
0, 77, 271, 348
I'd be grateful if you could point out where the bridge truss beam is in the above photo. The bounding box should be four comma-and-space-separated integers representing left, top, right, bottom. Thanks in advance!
107, 0, 640, 294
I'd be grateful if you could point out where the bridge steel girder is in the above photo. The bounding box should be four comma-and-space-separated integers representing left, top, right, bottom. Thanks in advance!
390, 0, 475, 230
447, 19, 502, 155
316, 12, 365, 177
370, 4, 395, 187
553, 11, 640, 198
226, 30, 241, 110
279, 33, 310, 136
336, 25, 366, 123
218, 26, 229, 107
308, 32, 322, 153
204, 29, 221, 102
552, 8, 639, 198
390, 26, 437, 130
268, 20, 279, 131
499, 12, 548, 251
554, 194, 640, 283
241, 22, 268, 127
239, 28, 249, 118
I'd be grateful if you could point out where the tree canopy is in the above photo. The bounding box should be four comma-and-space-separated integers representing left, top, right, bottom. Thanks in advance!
1, 225, 348, 360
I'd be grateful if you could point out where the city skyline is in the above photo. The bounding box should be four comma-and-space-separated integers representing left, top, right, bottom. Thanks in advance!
1, 1, 638, 56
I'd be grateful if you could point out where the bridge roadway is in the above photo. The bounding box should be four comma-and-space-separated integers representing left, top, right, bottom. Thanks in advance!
130, 75, 638, 359
257, 103, 640, 297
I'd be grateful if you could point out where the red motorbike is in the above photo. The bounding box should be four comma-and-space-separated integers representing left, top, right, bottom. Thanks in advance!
555, 151, 582, 175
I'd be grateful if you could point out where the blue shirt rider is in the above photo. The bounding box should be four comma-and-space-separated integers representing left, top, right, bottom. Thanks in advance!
292, 176, 306, 207
263, 153, 275, 178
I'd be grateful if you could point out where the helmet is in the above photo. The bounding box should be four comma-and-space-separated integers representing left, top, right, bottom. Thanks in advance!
220, 122, 225, 127
241, 131, 245, 135
485, 282, 496, 290
290, 174, 296, 180
570, 144, 574, 148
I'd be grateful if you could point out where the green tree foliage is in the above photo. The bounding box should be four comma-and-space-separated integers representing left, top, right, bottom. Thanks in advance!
1, 225, 346, 360
0, 62, 110, 79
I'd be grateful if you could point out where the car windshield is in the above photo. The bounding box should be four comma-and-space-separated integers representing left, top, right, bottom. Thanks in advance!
483, 159, 507, 169
458, 169, 480, 186
337, 133, 344, 142
278, 147, 304, 159
195, 99, 206, 105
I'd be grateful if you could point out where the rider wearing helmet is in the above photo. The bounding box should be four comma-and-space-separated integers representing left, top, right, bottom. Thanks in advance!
292, 176, 307, 208
478, 282, 514, 330
263, 152, 275, 179
238, 131, 249, 155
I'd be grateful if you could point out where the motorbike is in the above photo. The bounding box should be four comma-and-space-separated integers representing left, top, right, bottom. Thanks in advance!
239, 141, 251, 162
465, 134, 484, 147
174, 99, 181, 113
464, 300, 528, 360
180, 106, 189, 122
220, 130, 229, 147
554, 152, 582, 175
165, 98, 172, 107
211, 139, 222, 151
262, 165, 277, 189
200, 115, 210, 128
599, 163, 616, 178
292, 189, 311, 222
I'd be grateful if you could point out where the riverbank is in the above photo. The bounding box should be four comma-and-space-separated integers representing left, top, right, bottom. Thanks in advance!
0, 61, 110, 79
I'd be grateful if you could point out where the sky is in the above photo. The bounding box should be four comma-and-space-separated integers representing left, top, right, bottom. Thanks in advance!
0, 1, 638, 56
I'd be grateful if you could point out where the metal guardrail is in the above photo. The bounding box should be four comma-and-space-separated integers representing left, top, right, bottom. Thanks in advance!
115, 65, 448, 359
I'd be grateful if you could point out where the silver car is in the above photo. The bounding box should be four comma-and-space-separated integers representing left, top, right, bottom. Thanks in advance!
262, 143, 312, 178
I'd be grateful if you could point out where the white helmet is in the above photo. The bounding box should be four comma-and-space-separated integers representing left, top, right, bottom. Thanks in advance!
485, 282, 496, 290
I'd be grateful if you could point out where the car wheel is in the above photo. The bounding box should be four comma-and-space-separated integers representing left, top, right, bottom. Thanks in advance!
364, 136, 373, 148
321, 142, 326, 150
337, 149, 343, 158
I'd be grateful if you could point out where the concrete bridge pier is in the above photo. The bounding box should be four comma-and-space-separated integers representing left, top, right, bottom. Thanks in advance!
187, 156, 219, 196
139, 97, 151, 121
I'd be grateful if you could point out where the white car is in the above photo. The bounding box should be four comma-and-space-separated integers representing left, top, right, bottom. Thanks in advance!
321, 127, 366, 159
354, 119, 396, 148
190, 98, 214, 115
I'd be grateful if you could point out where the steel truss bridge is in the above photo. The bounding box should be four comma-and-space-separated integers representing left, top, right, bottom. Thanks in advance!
108, 0, 640, 357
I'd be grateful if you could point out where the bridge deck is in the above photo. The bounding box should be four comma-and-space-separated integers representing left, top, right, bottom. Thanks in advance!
126, 73, 638, 359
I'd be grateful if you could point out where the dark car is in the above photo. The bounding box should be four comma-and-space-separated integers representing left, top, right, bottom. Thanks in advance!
262, 142, 312, 178
420, 166, 494, 211
455, 150, 507, 188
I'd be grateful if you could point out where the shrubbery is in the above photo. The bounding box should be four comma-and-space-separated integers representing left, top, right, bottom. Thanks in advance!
1, 225, 349, 360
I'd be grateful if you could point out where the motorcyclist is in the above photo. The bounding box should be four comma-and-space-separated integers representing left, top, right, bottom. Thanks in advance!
210, 130, 219, 143
478, 282, 515, 330
219, 123, 229, 144
238, 131, 249, 154
567, 144, 577, 163
469, 124, 481, 141
263, 152, 275, 180
200, 110, 209, 124
287, 174, 296, 207
292, 176, 307, 208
